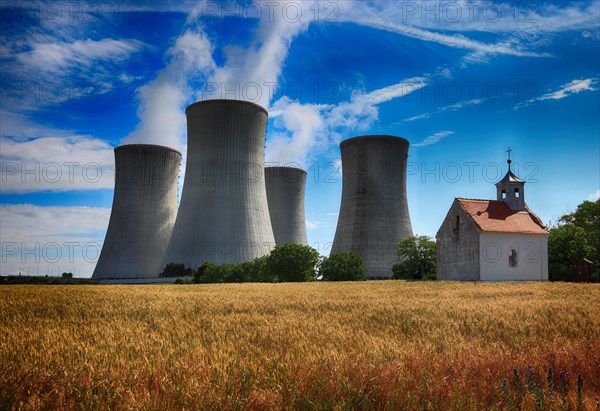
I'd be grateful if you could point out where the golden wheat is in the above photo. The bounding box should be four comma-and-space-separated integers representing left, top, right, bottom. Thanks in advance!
1, 281, 599, 410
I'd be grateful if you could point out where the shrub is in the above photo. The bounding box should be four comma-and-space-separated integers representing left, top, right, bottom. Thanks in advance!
392, 235, 436, 280
161, 263, 189, 278
319, 252, 366, 281
194, 261, 215, 283
240, 256, 274, 283
265, 244, 319, 282
199, 263, 236, 284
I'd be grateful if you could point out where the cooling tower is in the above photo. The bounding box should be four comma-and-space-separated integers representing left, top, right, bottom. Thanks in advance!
93, 144, 181, 279
331, 135, 413, 279
162, 99, 275, 268
265, 166, 308, 245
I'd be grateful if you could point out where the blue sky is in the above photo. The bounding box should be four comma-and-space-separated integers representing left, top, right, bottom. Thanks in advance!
1, 0, 599, 277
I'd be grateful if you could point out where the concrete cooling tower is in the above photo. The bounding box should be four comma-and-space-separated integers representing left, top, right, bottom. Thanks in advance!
331, 135, 413, 279
265, 166, 308, 245
162, 99, 275, 268
93, 144, 181, 279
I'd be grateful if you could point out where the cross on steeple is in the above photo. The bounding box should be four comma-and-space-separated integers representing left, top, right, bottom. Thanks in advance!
496, 146, 525, 211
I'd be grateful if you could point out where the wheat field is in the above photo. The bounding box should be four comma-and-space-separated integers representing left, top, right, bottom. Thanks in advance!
1, 282, 599, 410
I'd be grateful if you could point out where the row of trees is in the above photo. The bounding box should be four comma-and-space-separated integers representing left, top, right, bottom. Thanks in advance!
163, 235, 437, 283
163, 244, 367, 283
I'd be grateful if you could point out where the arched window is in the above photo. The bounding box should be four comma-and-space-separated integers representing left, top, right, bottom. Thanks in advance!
501, 190, 507, 199
514, 188, 520, 198
509, 249, 517, 267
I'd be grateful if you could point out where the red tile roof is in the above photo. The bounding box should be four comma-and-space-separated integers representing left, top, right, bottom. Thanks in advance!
457, 198, 548, 234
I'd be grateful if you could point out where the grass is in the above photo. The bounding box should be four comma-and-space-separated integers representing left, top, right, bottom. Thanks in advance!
1, 281, 599, 410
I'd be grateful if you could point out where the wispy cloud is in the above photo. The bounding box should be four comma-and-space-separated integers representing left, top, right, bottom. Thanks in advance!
516, 78, 598, 109
397, 98, 483, 124
335, 2, 553, 59
589, 190, 600, 201
14, 38, 144, 73
413, 131, 455, 147
400, 113, 431, 123
0, 204, 110, 276
266, 77, 427, 167
305, 219, 327, 230
440, 98, 484, 112
328, 77, 427, 131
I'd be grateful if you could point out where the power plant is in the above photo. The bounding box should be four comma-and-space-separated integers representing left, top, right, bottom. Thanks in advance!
331, 135, 413, 279
94, 105, 414, 281
92, 144, 181, 279
265, 166, 308, 245
162, 99, 275, 268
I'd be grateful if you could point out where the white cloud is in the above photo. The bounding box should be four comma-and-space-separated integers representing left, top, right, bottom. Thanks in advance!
15, 38, 145, 73
413, 130, 455, 147
335, 2, 551, 59
1, 135, 115, 193
399, 113, 431, 123
328, 77, 427, 131
305, 219, 326, 230
517, 78, 598, 109
440, 98, 484, 112
199, 1, 312, 108
0, 204, 110, 277
397, 98, 483, 124
0, 110, 72, 140
265, 77, 426, 166
122, 30, 216, 151
266, 100, 327, 167
588, 190, 600, 201
532, 78, 597, 101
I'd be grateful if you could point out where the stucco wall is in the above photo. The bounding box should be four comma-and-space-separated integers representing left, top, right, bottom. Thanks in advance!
479, 232, 548, 281
436, 200, 480, 281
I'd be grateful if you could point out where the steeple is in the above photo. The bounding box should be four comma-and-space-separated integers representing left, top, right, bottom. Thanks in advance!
496, 147, 525, 211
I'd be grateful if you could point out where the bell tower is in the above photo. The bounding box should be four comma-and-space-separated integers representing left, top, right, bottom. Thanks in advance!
496, 147, 525, 211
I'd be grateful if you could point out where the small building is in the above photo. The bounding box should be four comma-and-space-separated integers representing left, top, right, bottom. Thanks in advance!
572, 258, 593, 283
436, 150, 549, 281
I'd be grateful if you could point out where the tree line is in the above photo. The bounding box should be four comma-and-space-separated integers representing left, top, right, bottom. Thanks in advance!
163, 236, 437, 284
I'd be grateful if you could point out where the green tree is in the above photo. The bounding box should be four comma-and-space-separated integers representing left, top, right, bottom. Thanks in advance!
161, 263, 188, 278
241, 256, 275, 283
392, 235, 436, 280
548, 224, 593, 281
559, 199, 599, 281
319, 252, 366, 281
193, 261, 215, 283
198, 263, 237, 284
265, 244, 319, 282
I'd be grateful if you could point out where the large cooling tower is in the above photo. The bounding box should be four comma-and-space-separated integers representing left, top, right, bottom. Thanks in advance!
93, 144, 181, 279
331, 135, 413, 279
265, 166, 308, 245
162, 99, 275, 268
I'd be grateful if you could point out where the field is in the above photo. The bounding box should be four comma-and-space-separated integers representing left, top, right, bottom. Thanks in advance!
1, 282, 599, 410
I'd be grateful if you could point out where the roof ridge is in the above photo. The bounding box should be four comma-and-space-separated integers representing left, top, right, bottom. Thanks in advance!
524, 203, 549, 231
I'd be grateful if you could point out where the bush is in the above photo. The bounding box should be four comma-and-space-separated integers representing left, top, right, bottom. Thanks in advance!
240, 256, 274, 283
199, 263, 236, 284
319, 252, 366, 281
265, 244, 319, 282
161, 263, 193, 278
193, 261, 215, 283
392, 235, 436, 280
